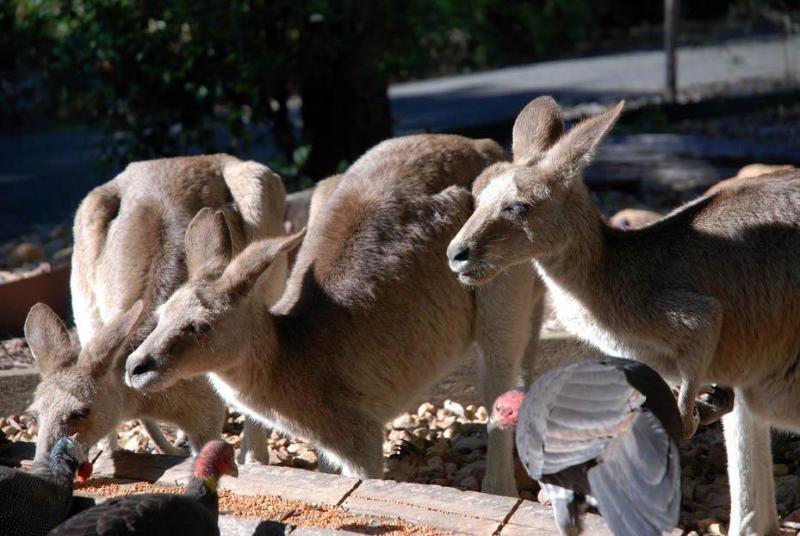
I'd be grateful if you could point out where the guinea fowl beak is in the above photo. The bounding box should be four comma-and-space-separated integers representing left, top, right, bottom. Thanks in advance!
77, 462, 93, 483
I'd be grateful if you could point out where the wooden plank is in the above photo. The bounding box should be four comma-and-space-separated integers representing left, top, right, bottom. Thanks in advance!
0, 266, 70, 337
501, 500, 682, 536
342, 479, 519, 536
0, 367, 40, 416
91, 450, 359, 506
501, 500, 612, 535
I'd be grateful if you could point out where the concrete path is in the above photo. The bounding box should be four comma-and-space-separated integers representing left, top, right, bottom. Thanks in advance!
390, 34, 800, 134
1, 36, 797, 239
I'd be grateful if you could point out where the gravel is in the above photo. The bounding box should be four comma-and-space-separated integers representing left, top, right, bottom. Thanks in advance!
6, 398, 800, 535
0, 221, 72, 283
0, 337, 35, 370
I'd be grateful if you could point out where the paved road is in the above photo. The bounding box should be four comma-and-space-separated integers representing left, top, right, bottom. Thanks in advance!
1, 35, 798, 239
390, 34, 800, 133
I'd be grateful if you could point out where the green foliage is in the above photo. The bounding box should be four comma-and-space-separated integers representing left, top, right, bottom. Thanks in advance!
268, 145, 315, 191
381, 0, 593, 80
7, 0, 796, 188
8, 0, 388, 188
35, 1, 295, 162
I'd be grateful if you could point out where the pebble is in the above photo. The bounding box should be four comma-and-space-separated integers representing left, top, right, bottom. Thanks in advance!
53, 246, 73, 263
783, 507, 800, 529
392, 414, 415, 429
698, 519, 718, 530
292, 450, 318, 468
6, 242, 45, 267
776, 463, 790, 476
459, 475, 479, 491
708, 522, 726, 535
443, 400, 465, 418
417, 403, 435, 418
426, 456, 444, 472
453, 436, 486, 453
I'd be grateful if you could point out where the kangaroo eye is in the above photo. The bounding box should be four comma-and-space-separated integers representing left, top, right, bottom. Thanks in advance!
184, 323, 211, 336
502, 202, 528, 217
68, 409, 90, 421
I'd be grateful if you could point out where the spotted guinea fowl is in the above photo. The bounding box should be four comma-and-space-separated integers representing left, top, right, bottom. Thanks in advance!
50, 439, 237, 535
491, 358, 682, 536
0, 436, 93, 536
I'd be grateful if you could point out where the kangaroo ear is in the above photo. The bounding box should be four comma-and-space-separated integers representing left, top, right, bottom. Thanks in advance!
24, 303, 75, 375
222, 228, 306, 299
185, 208, 233, 281
512, 96, 564, 165
544, 100, 624, 181
82, 300, 145, 376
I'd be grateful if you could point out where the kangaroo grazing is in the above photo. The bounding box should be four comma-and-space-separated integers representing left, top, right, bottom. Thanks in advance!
447, 95, 800, 535
28, 155, 286, 465
123, 135, 544, 496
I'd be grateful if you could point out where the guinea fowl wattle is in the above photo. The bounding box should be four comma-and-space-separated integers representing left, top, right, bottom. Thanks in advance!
491, 358, 682, 536
0, 436, 93, 536
50, 439, 238, 536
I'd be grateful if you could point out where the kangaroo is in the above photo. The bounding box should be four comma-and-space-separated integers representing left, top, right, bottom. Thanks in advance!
608, 207, 662, 229
610, 164, 797, 230
123, 135, 544, 496
28, 155, 286, 465
446, 96, 800, 535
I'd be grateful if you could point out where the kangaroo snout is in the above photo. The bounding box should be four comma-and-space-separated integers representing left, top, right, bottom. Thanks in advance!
447, 240, 472, 272
125, 352, 159, 390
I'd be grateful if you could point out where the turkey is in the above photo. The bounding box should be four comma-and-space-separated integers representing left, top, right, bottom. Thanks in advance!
50, 439, 238, 535
491, 358, 682, 536
0, 435, 93, 536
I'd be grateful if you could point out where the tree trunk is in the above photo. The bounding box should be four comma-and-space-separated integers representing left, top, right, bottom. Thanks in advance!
664, 0, 679, 102
298, 2, 392, 179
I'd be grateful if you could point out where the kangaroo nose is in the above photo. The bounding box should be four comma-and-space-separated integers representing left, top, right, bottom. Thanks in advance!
126, 354, 157, 387
131, 356, 155, 377
452, 246, 470, 262
447, 241, 472, 272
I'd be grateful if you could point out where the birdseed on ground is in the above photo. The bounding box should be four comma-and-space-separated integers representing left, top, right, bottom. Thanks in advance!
76, 480, 450, 536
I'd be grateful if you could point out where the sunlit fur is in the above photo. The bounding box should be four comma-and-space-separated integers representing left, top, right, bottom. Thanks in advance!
449, 95, 800, 535
28, 155, 284, 464
125, 134, 546, 497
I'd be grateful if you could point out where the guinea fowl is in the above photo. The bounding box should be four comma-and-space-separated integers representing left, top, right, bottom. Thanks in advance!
50, 439, 238, 535
491, 358, 682, 536
0, 436, 93, 536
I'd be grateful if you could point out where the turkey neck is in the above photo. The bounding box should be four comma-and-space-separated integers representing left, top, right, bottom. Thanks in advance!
186, 475, 219, 519
31, 455, 77, 491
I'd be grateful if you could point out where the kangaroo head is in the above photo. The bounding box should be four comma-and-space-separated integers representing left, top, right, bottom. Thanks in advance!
447, 96, 623, 285
24, 301, 143, 462
125, 207, 305, 392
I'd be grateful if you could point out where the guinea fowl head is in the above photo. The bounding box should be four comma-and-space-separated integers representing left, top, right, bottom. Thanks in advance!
50, 435, 93, 482
193, 440, 239, 484
490, 390, 526, 430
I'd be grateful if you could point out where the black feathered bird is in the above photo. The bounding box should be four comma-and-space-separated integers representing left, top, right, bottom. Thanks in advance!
0, 436, 93, 536
491, 358, 682, 536
50, 439, 238, 536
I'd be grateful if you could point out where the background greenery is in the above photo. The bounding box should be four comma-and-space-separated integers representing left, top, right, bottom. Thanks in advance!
2, 0, 798, 190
